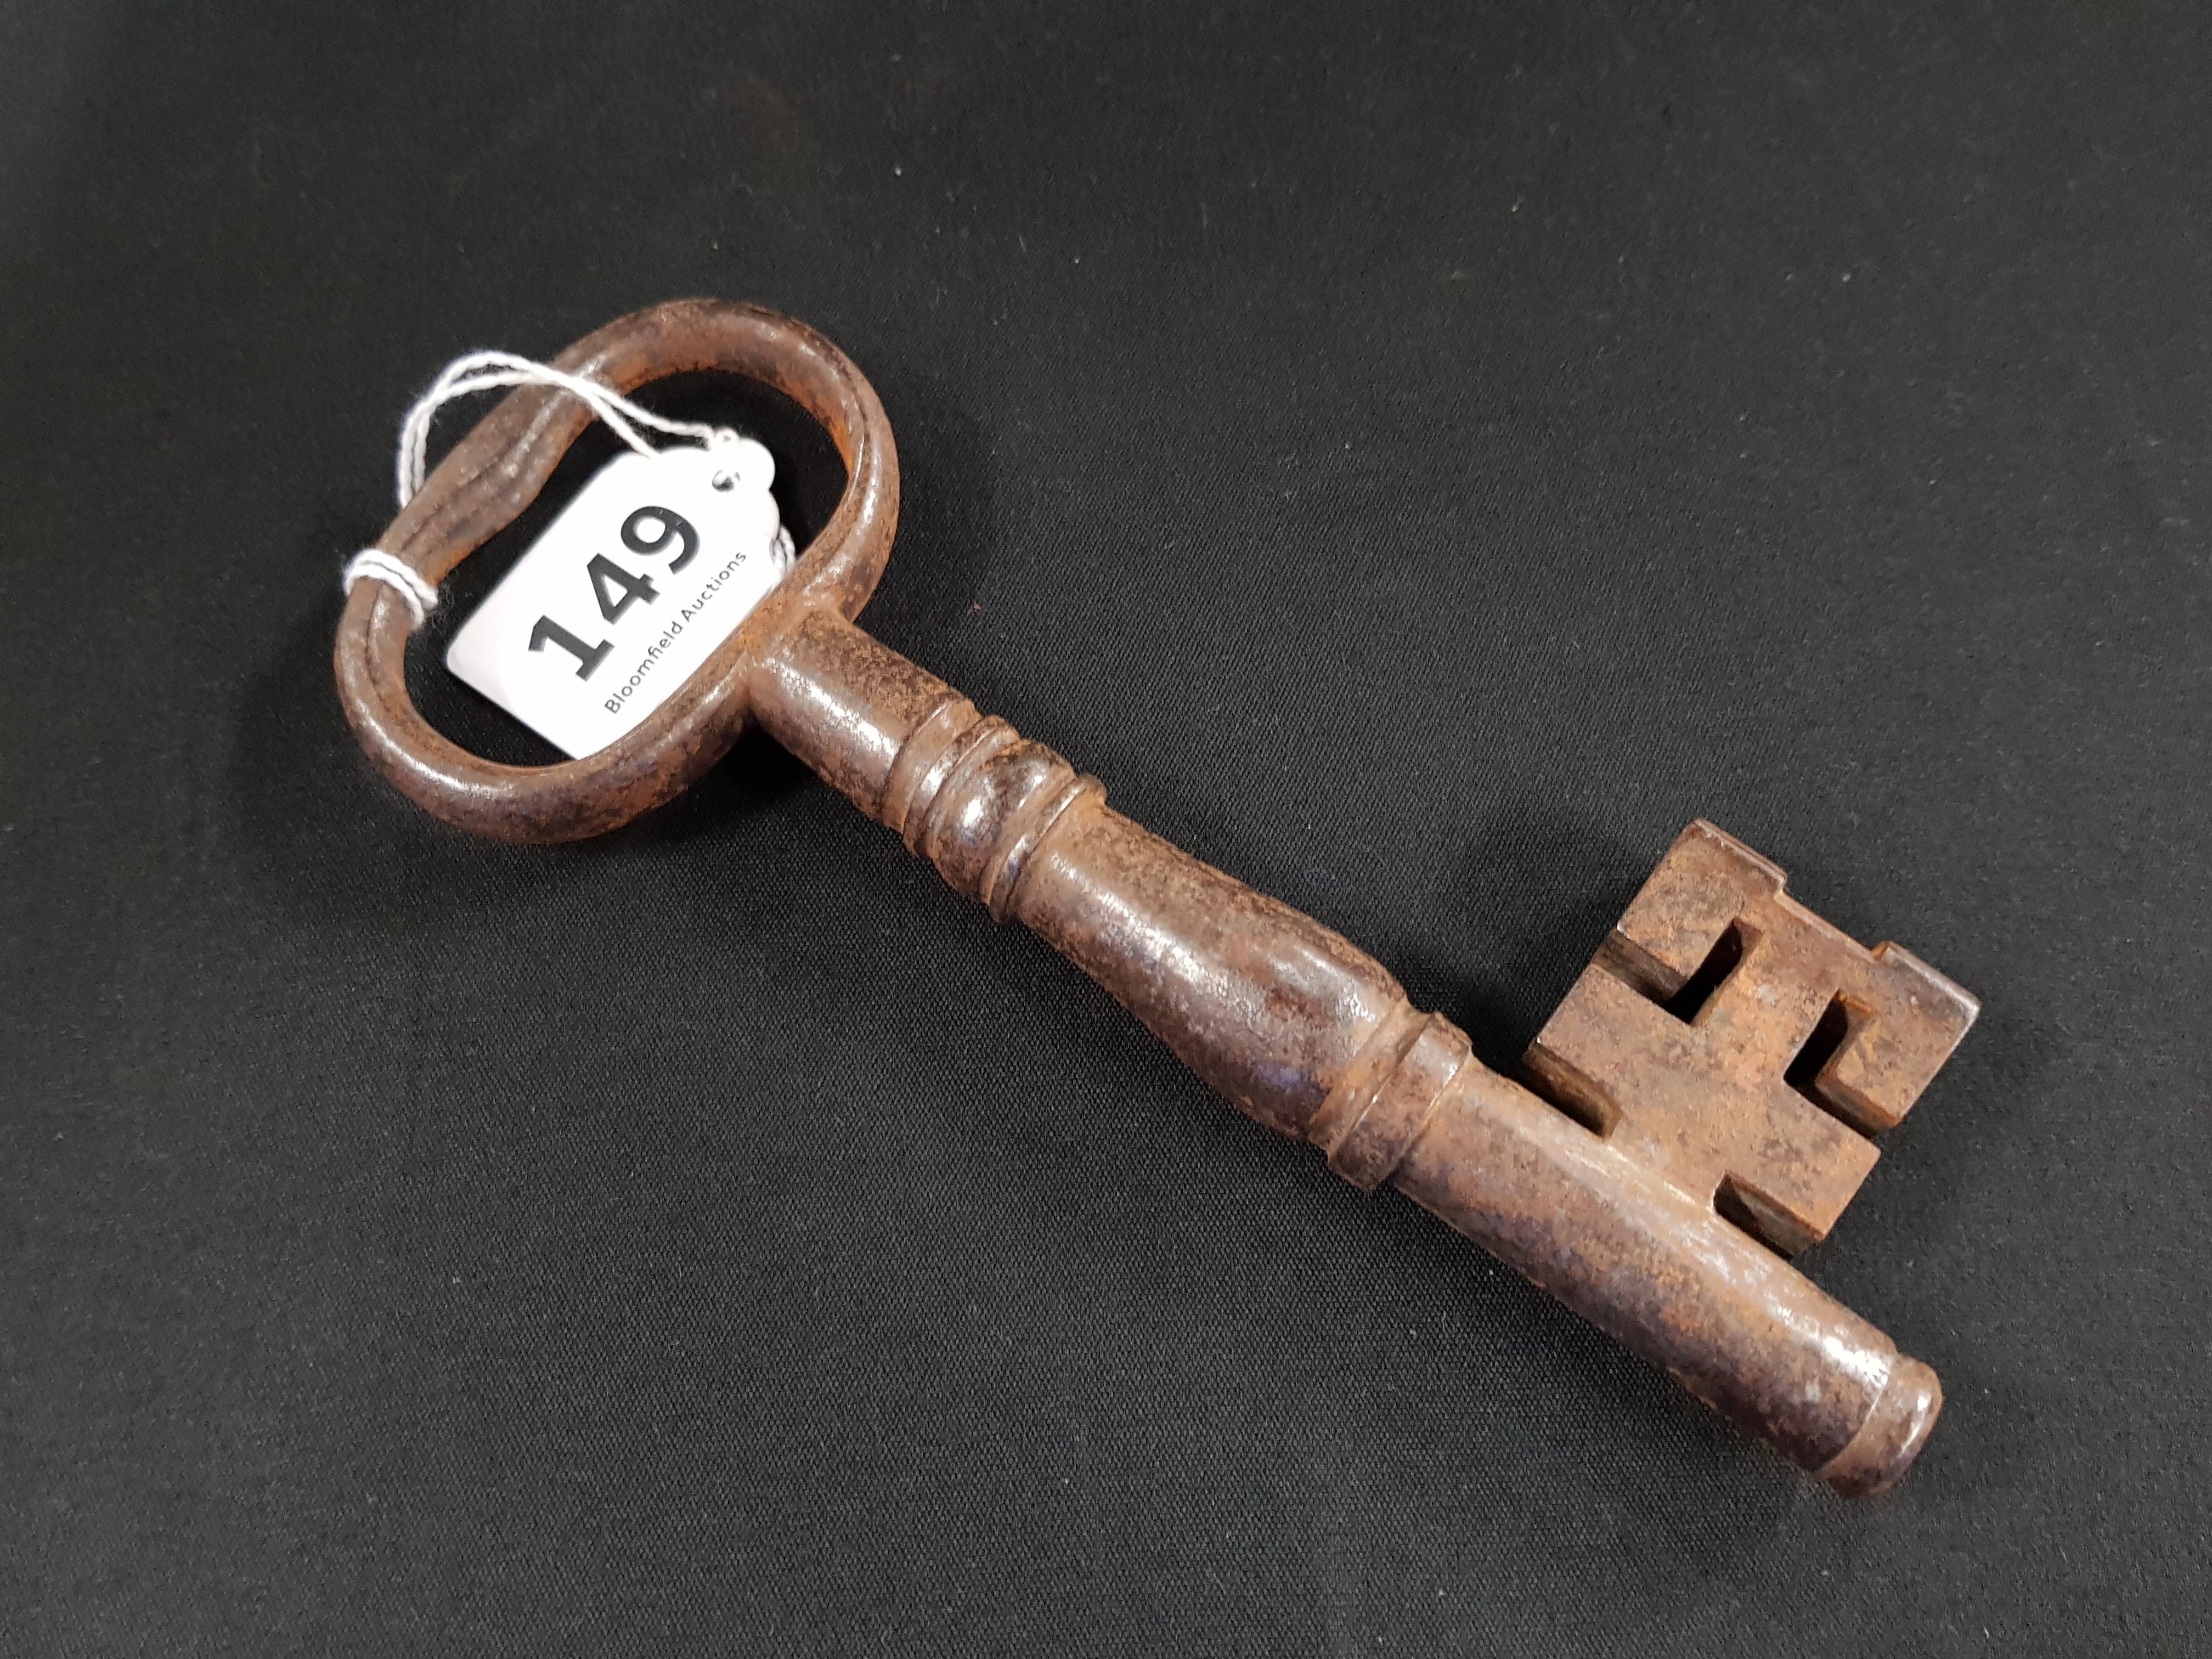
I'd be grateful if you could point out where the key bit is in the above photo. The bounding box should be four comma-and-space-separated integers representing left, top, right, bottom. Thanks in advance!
1527, 821, 1977, 1257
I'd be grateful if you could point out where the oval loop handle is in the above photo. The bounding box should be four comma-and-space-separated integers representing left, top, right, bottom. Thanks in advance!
332, 298, 900, 843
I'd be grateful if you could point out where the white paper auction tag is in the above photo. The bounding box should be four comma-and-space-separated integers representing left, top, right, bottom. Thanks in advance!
445, 439, 788, 758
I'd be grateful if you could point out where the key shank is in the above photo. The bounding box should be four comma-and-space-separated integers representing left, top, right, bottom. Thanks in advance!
748, 603, 1943, 1496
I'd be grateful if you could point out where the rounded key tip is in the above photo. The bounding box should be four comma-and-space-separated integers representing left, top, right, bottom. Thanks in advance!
1820, 1354, 1943, 1497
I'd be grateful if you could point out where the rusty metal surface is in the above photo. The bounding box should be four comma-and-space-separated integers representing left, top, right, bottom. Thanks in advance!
334, 300, 1979, 1494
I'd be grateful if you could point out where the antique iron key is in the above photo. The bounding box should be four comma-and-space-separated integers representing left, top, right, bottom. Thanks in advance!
335, 300, 1978, 1494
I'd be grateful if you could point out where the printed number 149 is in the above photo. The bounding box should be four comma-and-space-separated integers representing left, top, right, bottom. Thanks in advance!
529, 505, 698, 679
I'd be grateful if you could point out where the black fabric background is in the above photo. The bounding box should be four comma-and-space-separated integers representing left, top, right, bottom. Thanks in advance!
3, 3, 2207, 1653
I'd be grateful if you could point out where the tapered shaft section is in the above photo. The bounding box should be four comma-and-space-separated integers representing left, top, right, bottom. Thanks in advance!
747, 604, 1940, 1494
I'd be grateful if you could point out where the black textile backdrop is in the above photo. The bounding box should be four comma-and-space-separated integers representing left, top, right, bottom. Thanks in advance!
2, 3, 2206, 1653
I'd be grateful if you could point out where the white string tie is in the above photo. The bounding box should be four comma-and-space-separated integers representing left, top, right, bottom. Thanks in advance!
340, 549, 441, 625
341, 352, 758, 625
